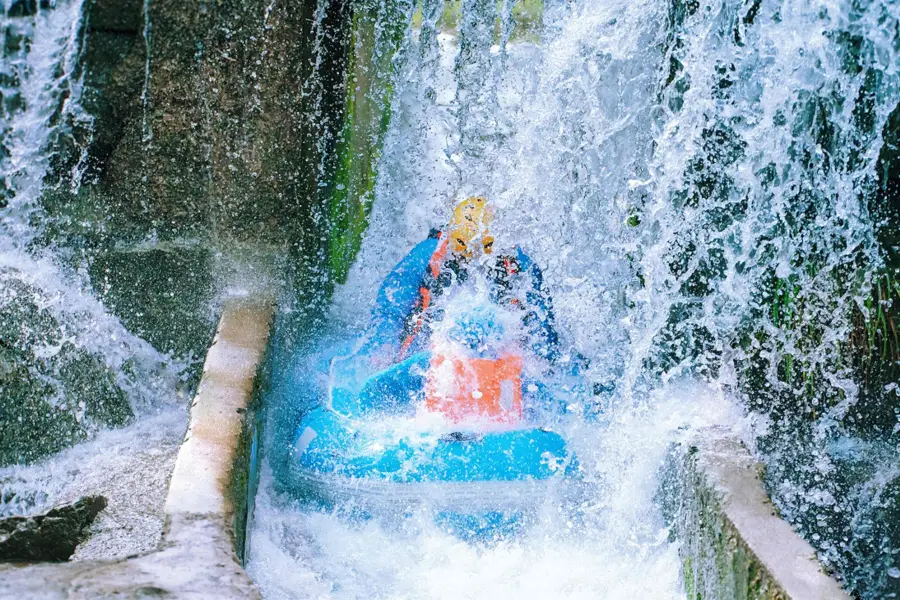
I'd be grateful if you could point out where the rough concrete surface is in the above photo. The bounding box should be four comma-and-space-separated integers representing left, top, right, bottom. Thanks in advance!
660, 427, 851, 600
0, 295, 274, 598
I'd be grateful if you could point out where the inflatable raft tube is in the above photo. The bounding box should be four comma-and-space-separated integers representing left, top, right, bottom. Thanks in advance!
289, 407, 579, 519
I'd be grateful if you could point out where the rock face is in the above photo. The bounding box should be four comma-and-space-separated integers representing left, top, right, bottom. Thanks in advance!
50, 0, 335, 250
0, 267, 132, 466
0, 496, 107, 562
47, 0, 409, 277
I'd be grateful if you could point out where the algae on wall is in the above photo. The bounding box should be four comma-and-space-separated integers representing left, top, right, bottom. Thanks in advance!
323, 0, 416, 283
658, 443, 789, 600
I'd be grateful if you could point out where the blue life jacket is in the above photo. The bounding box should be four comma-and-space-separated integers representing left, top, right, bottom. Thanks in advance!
365, 229, 562, 365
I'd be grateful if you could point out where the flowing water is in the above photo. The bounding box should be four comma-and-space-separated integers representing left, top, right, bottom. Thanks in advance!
0, 0, 190, 558
248, 0, 900, 597
1, 0, 899, 595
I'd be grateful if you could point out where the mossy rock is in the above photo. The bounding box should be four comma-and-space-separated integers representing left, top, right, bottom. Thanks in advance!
0, 267, 132, 466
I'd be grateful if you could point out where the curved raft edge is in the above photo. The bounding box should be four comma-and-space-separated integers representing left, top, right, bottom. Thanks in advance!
288, 407, 580, 517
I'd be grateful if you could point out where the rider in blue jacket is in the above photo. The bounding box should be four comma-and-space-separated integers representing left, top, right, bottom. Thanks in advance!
366, 196, 561, 367
344, 197, 580, 419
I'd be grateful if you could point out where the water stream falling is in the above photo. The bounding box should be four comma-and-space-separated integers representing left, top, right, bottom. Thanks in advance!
0, 0, 189, 558
0, 0, 897, 595
248, 0, 900, 597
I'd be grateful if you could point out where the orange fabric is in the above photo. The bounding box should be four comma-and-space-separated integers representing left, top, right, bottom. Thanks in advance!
398, 332, 416, 359
429, 237, 449, 278
398, 237, 449, 361
426, 354, 524, 424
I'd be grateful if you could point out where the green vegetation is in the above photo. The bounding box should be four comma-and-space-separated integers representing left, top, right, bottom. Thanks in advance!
326, 0, 413, 283
412, 0, 543, 42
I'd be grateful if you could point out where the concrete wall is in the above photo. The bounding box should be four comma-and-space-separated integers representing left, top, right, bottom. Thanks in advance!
0, 302, 858, 600
0, 295, 273, 599
658, 427, 851, 600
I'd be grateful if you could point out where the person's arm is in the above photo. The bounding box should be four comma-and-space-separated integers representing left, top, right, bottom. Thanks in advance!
361, 230, 442, 360
515, 248, 562, 365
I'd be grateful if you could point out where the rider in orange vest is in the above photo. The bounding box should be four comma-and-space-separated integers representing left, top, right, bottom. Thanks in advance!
354, 197, 574, 423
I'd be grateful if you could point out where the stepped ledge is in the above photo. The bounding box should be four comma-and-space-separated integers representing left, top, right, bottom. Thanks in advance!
0, 295, 273, 599
660, 427, 852, 600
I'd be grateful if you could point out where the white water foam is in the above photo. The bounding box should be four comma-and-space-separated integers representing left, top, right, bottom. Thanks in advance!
247, 0, 746, 597
247, 384, 741, 599
252, 0, 900, 594
0, 409, 186, 559
0, 0, 189, 559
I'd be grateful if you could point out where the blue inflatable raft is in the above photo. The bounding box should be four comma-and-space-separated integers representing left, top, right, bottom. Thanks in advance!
288, 306, 584, 537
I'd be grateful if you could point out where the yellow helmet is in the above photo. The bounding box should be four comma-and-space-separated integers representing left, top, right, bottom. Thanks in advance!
449, 196, 495, 258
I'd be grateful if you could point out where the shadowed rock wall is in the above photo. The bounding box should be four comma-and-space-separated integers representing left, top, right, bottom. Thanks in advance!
62, 0, 335, 250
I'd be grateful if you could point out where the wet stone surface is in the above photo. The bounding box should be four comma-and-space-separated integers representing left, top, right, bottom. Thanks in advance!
0, 266, 132, 466
0, 495, 107, 562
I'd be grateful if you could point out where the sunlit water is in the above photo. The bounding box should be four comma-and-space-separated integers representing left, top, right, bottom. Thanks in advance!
245, 3, 741, 596
248, 0, 900, 596
1, 0, 897, 594
0, 0, 189, 557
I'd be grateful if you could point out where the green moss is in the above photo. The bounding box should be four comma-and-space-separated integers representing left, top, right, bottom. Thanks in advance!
437, 0, 462, 32
326, 0, 413, 283
434, 0, 542, 41
662, 443, 789, 600
683, 554, 696, 599
229, 405, 254, 563
510, 0, 543, 42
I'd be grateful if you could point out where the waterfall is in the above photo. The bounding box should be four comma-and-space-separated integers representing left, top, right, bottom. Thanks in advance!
0, 0, 88, 245
286, 0, 900, 596
0, 0, 183, 420
1, 0, 895, 594
0, 0, 194, 560
0, 0, 189, 532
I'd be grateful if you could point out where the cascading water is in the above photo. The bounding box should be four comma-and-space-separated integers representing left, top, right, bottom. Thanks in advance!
0, 0, 190, 559
1, 0, 895, 593
247, 1, 736, 598
248, 0, 900, 598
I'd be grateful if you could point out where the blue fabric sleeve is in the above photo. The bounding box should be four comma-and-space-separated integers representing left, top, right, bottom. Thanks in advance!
357, 351, 431, 414
364, 236, 440, 355
515, 247, 562, 364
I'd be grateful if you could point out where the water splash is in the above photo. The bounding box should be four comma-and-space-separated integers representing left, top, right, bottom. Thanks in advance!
249, 0, 736, 597
276, 0, 900, 595
0, 0, 185, 413
0, 409, 185, 558
0, 0, 88, 244
0, 0, 189, 543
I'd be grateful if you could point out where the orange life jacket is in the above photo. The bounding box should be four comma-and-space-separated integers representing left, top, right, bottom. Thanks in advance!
425, 353, 524, 424
398, 236, 526, 361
